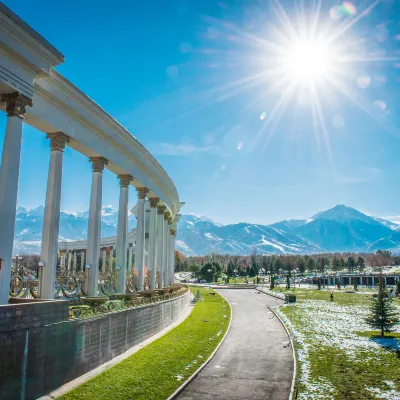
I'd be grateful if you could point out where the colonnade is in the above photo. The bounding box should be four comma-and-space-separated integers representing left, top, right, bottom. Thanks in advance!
0, 92, 179, 303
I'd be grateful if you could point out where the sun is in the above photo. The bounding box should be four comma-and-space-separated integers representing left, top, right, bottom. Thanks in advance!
281, 38, 335, 86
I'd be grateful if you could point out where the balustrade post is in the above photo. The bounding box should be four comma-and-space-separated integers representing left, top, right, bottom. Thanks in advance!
116, 175, 132, 293
38, 132, 69, 299
135, 187, 148, 291
0, 93, 32, 304
148, 198, 158, 290
86, 157, 108, 297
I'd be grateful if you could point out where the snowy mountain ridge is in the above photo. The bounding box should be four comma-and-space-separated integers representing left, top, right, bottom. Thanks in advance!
11, 204, 400, 256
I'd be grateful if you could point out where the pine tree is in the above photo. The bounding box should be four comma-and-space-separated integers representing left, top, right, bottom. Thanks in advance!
366, 275, 399, 337
357, 256, 365, 272
270, 275, 275, 290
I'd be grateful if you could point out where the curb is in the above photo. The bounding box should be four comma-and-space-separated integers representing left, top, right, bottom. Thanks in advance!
167, 289, 233, 400
268, 305, 298, 400
255, 286, 286, 300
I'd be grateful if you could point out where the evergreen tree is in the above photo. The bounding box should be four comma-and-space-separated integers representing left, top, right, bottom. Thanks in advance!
366, 275, 399, 337
227, 261, 235, 278
286, 274, 290, 290
340, 258, 345, 271
298, 259, 306, 274
270, 275, 275, 290
332, 256, 341, 272
307, 258, 315, 273
357, 256, 365, 272
347, 256, 356, 272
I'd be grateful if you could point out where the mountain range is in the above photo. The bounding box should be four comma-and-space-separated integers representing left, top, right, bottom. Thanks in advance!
11, 204, 400, 256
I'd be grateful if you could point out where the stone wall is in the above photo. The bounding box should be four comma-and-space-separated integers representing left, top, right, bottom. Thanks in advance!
0, 291, 190, 400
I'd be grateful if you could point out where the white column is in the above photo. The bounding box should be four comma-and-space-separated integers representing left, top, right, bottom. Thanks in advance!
163, 212, 170, 287
80, 251, 85, 270
102, 248, 107, 272
39, 133, 69, 298
116, 175, 131, 293
135, 187, 148, 291
170, 228, 176, 285
0, 93, 31, 304
67, 251, 72, 271
73, 251, 77, 273
148, 198, 158, 290
86, 157, 108, 297
156, 205, 165, 288
128, 243, 133, 271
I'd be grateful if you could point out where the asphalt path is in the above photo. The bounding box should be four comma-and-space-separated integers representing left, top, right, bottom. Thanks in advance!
175, 289, 293, 400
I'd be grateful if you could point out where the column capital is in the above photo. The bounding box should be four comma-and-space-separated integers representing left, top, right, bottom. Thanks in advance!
149, 197, 159, 208
1, 92, 32, 119
170, 229, 176, 236
46, 132, 70, 152
89, 157, 108, 172
157, 205, 166, 215
118, 174, 133, 187
137, 187, 149, 199
164, 211, 170, 221
168, 215, 173, 225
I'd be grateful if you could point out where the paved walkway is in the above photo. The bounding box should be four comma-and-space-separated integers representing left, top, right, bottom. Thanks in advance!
175, 289, 293, 400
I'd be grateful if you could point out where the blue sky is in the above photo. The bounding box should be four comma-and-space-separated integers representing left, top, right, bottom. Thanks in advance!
2, 0, 400, 225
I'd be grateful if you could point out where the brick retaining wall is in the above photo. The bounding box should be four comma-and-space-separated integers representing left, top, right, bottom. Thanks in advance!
0, 291, 190, 400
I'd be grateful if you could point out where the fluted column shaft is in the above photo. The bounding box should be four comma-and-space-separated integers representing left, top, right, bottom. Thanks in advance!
135, 187, 148, 291
116, 175, 132, 293
163, 213, 170, 287
86, 157, 108, 297
148, 198, 158, 290
170, 229, 176, 285
128, 243, 133, 270
0, 93, 31, 304
80, 251, 85, 270
156, 205, 165, 288
73, 251, 77, 272
39, 133, 69, 298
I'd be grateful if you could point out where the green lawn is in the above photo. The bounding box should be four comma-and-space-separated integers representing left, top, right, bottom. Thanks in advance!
275, 287, 400, 399
59, 288, 230, 400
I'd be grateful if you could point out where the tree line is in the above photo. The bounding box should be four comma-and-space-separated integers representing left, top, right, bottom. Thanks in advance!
174, 250, 400, 282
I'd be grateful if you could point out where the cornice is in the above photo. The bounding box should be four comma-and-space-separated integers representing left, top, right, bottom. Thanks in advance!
0, 4, 64, 71
34, 71, 179, 211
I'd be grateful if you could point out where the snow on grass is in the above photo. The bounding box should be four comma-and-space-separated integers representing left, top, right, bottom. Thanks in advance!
271, 292, 400, 399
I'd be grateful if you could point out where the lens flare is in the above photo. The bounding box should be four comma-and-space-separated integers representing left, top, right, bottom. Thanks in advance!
260, 112, 267, 120
330, 2, 357, 20
356, 75, 371, 88
373, 100, 387, 111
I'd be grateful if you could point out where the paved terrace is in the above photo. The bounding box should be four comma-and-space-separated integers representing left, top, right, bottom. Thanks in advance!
176, 289, 293, 400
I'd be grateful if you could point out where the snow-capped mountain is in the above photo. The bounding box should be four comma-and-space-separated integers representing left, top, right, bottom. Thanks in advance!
175, 205, 400, 255
11, 204, 400, 256
13, 206, 136, 255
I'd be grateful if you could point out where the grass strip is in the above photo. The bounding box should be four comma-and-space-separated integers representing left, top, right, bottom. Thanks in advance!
59, 288, 230, 400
